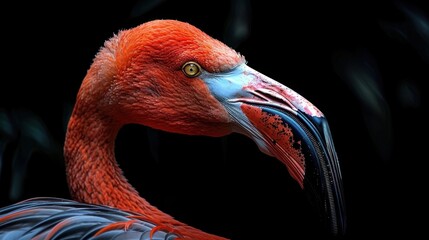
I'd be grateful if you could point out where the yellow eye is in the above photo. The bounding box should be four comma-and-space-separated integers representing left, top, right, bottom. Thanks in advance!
182, 61, 201, 77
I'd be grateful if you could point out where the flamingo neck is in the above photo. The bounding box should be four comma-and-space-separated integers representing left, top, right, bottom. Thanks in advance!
64, 108, 137, 210
63, 102, 226, 240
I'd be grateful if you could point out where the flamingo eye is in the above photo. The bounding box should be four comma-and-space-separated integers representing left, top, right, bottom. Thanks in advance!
182, 61, 201, 77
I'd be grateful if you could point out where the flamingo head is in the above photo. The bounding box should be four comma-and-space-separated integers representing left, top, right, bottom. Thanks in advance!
78, 19, 346, 236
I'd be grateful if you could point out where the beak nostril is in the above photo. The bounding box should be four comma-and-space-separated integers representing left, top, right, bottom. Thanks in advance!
253, 89, 295, 109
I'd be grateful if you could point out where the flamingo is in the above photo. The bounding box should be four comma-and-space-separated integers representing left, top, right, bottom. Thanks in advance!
0, 19, 346, 239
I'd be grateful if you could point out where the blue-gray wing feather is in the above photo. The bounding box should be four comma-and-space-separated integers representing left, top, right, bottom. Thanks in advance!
0, 197, 179, 240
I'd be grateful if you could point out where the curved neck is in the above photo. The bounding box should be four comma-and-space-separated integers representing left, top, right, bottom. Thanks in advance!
64, 103, 226, 240
64, 107, 138, 210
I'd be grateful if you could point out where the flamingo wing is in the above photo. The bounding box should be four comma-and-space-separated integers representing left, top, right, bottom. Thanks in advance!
0, 197, 179, 240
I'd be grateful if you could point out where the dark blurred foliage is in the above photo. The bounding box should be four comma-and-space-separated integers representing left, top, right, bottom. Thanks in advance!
0, 0, 427, 239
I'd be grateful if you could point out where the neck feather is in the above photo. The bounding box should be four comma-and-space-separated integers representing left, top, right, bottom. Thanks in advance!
64, 68, 226, 240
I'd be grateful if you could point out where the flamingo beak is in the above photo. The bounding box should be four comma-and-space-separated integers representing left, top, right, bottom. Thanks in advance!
203, 64, 346, 236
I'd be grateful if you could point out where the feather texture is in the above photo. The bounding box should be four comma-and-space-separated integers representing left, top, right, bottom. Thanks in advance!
0, 197, 180, 240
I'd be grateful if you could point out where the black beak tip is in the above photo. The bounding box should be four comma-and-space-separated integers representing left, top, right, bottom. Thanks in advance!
249, 106, 347, 236
301, 115, 347, 236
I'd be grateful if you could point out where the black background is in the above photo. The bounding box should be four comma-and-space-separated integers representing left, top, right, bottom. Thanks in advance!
0, 0, 427, 239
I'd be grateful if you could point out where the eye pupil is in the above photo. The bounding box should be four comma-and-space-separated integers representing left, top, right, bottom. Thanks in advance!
182, 62, 201, 77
